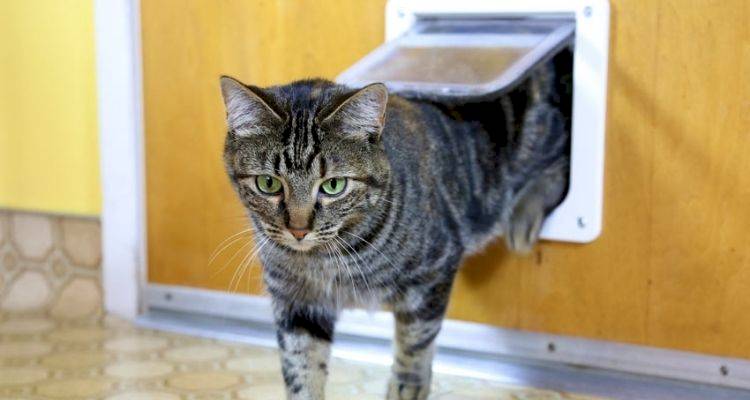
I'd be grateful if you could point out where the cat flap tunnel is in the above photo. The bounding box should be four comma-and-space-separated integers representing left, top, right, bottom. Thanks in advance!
337, 0, 610, 243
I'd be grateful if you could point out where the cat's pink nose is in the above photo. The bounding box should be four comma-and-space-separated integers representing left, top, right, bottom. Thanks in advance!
288, 228, 310, 240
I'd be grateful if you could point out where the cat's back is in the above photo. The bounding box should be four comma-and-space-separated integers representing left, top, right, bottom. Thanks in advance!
382, 93, 510, 251
381, 96, 467, 178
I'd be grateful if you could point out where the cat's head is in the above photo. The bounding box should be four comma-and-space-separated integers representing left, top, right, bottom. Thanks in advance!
220, 77, 390, 252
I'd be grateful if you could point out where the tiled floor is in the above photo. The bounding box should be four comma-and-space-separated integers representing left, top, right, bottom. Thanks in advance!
0, 211, 103, 319
0, 315, 605, 400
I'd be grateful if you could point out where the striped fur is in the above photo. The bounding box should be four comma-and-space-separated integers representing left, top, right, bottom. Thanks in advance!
220, 53, 571, 400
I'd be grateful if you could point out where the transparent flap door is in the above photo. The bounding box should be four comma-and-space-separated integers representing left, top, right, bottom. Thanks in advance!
337, 18, 574, 99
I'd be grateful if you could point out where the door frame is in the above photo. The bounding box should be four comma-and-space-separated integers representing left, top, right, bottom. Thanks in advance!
96, 0, 145, 319
95, 0, 750, 391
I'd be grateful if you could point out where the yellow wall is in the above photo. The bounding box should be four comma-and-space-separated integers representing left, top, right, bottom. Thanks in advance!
0, 1, 100, 215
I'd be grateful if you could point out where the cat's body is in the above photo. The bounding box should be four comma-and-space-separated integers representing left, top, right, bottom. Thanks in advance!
220, 57, 569, 399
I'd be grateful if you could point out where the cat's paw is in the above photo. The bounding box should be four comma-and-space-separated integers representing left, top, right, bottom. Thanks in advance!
386, 377, 430, 400
505, 198, 544, 254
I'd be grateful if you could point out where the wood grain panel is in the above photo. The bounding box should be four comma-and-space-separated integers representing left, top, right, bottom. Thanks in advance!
646, 0, 750, 356
143, 0, 750, 358
142, 0, 387, 292
456, 0, 750, 356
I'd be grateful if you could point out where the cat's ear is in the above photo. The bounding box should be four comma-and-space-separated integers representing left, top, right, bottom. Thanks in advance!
322, 83, 388, 140
220, 76, 282, 135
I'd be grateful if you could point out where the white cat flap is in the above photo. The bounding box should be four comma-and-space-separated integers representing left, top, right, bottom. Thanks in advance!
337, 17, 574, 100
337, 0, 610, 244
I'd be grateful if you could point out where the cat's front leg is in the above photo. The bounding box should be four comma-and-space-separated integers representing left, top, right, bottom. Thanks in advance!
387, 281, 453, 400
273, 300, 337, 400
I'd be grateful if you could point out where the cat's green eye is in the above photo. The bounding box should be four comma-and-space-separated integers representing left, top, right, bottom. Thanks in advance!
256, 175, 283, 195
320, 177, 347, 196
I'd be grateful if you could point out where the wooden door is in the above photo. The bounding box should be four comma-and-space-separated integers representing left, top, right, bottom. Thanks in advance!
143, 0, 750, 359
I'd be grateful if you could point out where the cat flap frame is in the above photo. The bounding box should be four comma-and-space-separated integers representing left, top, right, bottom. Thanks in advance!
337, 0, 610, 243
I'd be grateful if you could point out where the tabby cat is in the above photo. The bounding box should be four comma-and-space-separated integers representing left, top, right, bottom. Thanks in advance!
219, 54, 570, 400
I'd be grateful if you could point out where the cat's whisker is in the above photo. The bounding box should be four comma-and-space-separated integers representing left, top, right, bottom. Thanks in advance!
207, 228, 254, 266
238, 239, 268, 293
341, 231, 397, 269
229, 238, 264, 291
212, 240, 254, 279
334, 236, 375, 303
245, 248, 264, 294
330, 238, 361, 306
328, 240, 349, 302
228, 242, 257, 293
234, 241, 262, 293
244, 238, 269, 279
324, 242, 343, 308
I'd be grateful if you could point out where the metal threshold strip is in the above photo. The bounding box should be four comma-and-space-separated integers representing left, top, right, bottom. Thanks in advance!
137, 308, 750, 400
138, 285, 750, 399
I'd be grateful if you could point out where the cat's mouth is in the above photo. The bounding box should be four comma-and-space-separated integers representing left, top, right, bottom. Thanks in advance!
259, 222, 343, 253
274, 228, 326, 252
281, 236, 318, 252
278, 232, 350, 255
